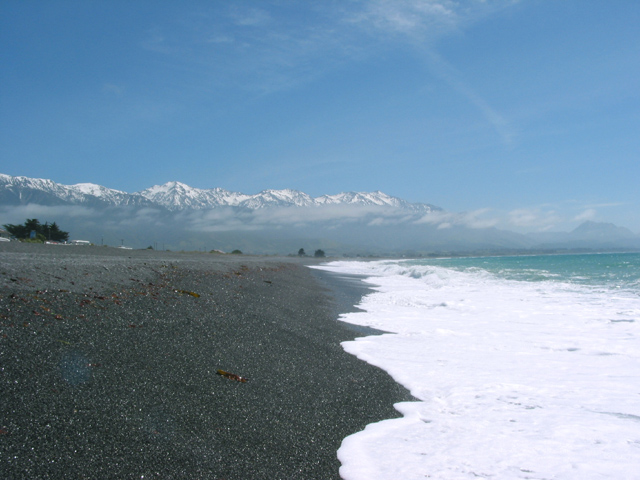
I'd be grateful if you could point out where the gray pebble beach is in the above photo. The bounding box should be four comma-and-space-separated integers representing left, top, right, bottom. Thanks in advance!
0, 243, 410, 479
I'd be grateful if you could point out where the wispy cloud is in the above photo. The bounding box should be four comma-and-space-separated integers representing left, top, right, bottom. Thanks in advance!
138, 5, 348, 95
348, 0, 522, 39
136, 0, 522, 105
348, 0, 458, 39
1, 205, 95, 224
507, 207, 562, 230
573, 208, 597, 222
183, 204, 418, 232
415, 201, 612, 233
502, 200, 618, 232
415, 208, 499, 229
229, 7, 272, 27
348, 0, 519, 144
584, 202, 625, 209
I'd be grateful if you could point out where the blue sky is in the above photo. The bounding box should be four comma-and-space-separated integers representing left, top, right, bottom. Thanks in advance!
1, 0, 639, 233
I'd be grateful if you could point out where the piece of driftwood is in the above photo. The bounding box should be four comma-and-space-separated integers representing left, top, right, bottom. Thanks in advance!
216, 369, 248, 383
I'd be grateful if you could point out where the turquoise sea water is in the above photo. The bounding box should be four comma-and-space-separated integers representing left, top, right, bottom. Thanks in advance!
405, 252, 640, 289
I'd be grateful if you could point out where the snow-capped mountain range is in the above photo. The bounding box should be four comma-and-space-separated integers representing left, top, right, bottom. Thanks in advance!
2, 173, 638, 254
0, 174, 440, 213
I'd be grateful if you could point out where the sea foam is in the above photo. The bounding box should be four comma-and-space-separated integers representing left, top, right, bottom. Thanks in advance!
313, 255, 640, 479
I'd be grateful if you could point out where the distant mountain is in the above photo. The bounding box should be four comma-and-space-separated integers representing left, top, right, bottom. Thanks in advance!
137, 181, 251, 210
0, 174, 440, 213
528, 221, 640, 249
315, 191, 429, 212
0, 174, 153, 208
570, 221, 637, 241
1, 173, 638, 254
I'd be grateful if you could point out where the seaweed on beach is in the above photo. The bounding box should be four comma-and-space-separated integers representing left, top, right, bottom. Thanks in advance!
174, 289, 200, 298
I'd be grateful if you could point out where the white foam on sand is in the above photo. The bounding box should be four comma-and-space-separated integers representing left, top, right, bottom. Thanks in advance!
313, 260, 640, 480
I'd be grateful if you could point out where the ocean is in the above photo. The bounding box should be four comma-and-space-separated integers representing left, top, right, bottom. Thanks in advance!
313, 253, 640, 480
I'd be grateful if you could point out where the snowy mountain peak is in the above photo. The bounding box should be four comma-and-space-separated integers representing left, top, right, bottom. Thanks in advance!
71, 183, 126, 197
138, 182, 249, 210
140, 181, 199, 196
0, 173, 440, 213
241, 189, 315, 209
0, 173, 60, 191
0, 174, 151, 207
315, 190, 433, 212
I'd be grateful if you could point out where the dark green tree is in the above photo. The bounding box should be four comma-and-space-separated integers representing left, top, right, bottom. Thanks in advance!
46, 222, 69, 242
3, 222, 27, 239
24, 218, 41, 236
3, 219, 69, 242
314, 249, 325, 258
298, 248, 306, 256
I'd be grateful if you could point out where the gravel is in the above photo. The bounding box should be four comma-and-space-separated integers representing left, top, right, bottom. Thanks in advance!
0, 243, 411, 479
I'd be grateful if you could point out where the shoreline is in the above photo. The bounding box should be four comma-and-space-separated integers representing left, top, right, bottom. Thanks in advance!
0, 243, 411, 479
309, 268, 390, 338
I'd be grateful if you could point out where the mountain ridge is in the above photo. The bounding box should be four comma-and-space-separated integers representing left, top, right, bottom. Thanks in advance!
1, 173, 638, 253
0, 173, 440, 213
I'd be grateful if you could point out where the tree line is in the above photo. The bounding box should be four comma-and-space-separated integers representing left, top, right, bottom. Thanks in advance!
298, 248, 325, 258
3, 218, 70, 242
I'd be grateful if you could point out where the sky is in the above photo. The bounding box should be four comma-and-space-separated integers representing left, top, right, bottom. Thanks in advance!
1, 0, 639, 233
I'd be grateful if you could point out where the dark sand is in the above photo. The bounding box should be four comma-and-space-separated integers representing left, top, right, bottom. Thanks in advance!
0, 243, 411, 479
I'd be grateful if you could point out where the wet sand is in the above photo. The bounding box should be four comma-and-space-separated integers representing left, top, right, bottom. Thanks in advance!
0, 243, 410, 479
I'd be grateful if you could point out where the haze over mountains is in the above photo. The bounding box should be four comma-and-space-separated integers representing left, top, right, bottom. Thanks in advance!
1, 174, 638, 255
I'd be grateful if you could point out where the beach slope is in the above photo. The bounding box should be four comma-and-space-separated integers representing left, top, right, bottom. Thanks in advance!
0, 244, 408, 479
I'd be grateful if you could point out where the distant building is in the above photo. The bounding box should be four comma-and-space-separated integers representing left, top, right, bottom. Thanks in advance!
0, 228, 11, 239
70, 240, 91, 245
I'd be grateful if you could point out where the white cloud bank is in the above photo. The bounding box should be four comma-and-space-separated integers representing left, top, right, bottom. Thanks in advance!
3, 199, 631, 253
